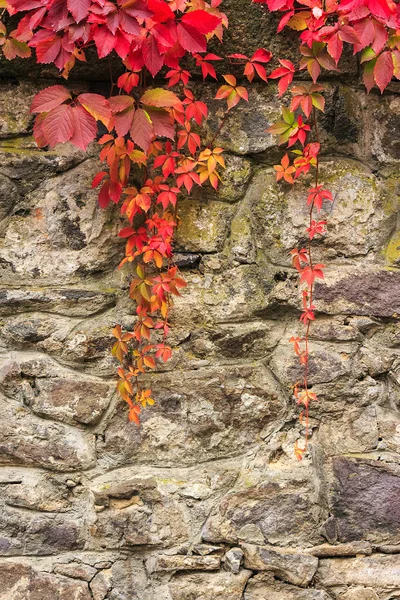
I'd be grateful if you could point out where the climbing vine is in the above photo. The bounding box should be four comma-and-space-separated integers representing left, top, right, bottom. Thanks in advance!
262, 0, 399, 458
0, 0, 398, 455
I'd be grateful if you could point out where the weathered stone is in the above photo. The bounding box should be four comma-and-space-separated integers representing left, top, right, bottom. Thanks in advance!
90, 570, 113, 600
1, 468, 71, 512
202, 458, 321, 547
315, 407, 379, 457
89, 461, 238, 550
193, 544, 222, 556
339, 589, 379, 600
241, 543, 318, 587
0, 82, 37, 137
175, 199, 234, 253
0, 561, 91, 599
0, 354, 112, 425
167, 570, 252, 600
304, 542, 372, 558
0, 393, 96, 471
325, 457, 400, 544
0, 136, 93, 194
244, 574, 332, 600
53, 563, 97, 581
318, 554, 400, 587
374, 544, 400, 554
0, 287, 117, 317
0, 159, 122, 284
97, 363, 284, 468
146, 554, 221, 574
316, 268, 400, 318
224, 547, 243, 573
0, 499, 88, 556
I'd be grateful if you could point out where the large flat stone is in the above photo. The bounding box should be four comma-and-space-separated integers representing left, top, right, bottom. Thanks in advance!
0, 159, 122, 284
167, 570, 252, 600
326, 457, 400, 544
202, 461, 321, 547
0, 393, 96, 471
0, 561, 91, 599
244, 575, 331, 600
0, 354, 112, 426
97, 363, 284, 469
0, 288, 116, 317
318, 554, 400, 587
241, 543, 318, 587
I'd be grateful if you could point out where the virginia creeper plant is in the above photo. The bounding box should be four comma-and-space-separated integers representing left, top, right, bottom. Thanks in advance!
0, 0, 398, 456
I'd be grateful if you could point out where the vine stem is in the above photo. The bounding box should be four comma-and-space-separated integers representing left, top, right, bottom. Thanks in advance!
302, 106, 320, 451
207, 111, 230, 149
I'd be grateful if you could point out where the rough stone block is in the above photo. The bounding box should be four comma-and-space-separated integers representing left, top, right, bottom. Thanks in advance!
241, 543, 318, 587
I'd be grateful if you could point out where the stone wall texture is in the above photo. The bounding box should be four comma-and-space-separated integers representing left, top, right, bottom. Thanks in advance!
1, 1, 400, 597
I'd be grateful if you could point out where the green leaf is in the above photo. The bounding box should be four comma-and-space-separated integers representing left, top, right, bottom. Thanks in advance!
360, 47, 376, 64
282, 107, 295, 125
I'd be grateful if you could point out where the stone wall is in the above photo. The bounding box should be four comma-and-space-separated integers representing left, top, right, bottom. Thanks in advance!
0, 6, 400, 598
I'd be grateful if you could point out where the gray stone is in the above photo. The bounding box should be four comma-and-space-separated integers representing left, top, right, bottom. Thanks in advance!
316, 268, 400, 318
53, 563, 97, 581
0, 159, 122, 284
90, 570, 113, 600
325, 457, 400, 544
224, 547, 243, 573
0, 560, 92, 599
175, 199, 234, 253
0, 354, 112, 426
339, 589, 379, 600
241, 543, 318, 587
244, 574, 332, 600
0, 287, 117, 317
167, 570, 252, 600
89, 462, 238, 550
97, 363, 284, 469
304, 542, 372, 558
0, 393, 96, 471
318, 554, 400, 587
146, 554, 221, 574
202, 460, 321, 547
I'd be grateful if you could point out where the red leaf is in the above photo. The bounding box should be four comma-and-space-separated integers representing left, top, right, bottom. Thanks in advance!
130, 108, 153, 151
148, 0, 175, 21
35, 37, 61, 64
42, 104, 74, 147
146, 108, 174, 139
78, 93, 112, 126
92, 171, 107, 188
374, 51, 393, 93
98, 181, 111, 209
92, 25, 116, 59
114, 106, 135, 137
181, 10, 221, 34
119, 227, 136, 238
69, 106, 97, 150
67, 0, 91, 22
177, 22, 206, 53
33, 113, 48, 148
142, 34, 164, 77
30, 85, 71, 113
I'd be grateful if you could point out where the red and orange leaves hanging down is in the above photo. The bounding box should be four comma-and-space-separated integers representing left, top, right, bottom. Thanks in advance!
0, 0, 275, 424
263, 0, 399, 458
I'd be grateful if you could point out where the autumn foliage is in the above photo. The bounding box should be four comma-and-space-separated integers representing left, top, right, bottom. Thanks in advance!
1, 0, 398, 453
